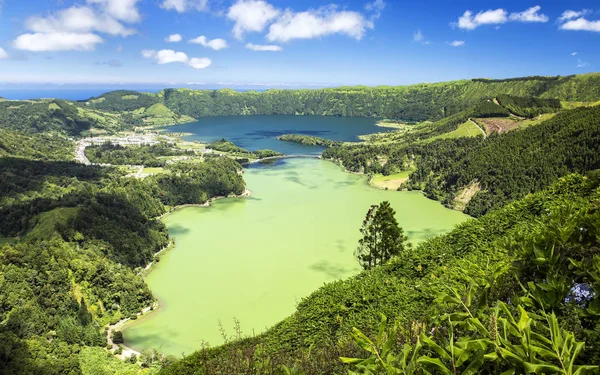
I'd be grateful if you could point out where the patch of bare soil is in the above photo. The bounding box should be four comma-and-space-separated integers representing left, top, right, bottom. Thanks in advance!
477, 117, 521, 135
454, 181, 481, 211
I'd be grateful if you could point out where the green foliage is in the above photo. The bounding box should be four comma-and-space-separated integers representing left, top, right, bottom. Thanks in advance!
85, 142, 194, 167
325, 105, 600, 216
0, 128, 73, 160
276, 134, 340, 147
356, 201, 409, 270
207, 138, 282, 159
160, 74, 600, 122
79, 347, 158, 375
0, 99, 95, 135
496, 94, 562, 118
83, 91, 160, 113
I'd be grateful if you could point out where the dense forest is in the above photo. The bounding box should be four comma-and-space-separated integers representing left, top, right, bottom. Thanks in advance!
206, 138, 282, 159
156, 74, 600, 122
85, 142, 195, 167
0, 100, 95, 135
276, 134, 341, 147
324, 105, 600, 216
0, 129, 245, 374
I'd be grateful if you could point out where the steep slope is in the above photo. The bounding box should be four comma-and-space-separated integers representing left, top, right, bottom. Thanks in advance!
158, 73, 600, 122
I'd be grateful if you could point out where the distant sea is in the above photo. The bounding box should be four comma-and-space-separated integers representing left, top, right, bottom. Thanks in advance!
0, 88, 162, 101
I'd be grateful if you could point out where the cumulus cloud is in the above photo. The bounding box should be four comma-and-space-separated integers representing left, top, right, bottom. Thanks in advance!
14, 32, 103, 51
142, 49, 211, 69
245, 43, 282, 51
161, 0, 209, 13
0, 48, 8, 59
87, 0, 141, 23
455, 6, 548, 30
25, 6, 135, 36
13, 2, 139, 52
227, 0, 280, 39
188, 57, 212, 69
190, 36, 228, 50
560, 17, 600, 32
571, 52, 578, 56
267, 6, 371, 42
456, 9, 508, 30
449, 40, 465, 47
165, 33, 183, 42
559, 9, 591, 22
509, 6, 548, 23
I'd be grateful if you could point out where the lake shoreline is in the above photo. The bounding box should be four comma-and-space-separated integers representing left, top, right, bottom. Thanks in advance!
111, 188, 252, 360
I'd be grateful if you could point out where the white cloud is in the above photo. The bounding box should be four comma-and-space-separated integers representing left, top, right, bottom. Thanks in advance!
560, 17, 600, 32
413, 29, 429, 44
559, 9, 590, 22
165, 33, 183, 43
87, 0, 141, 23
116, 44, 123, 52
25, 6, 135, 36
13, 3, 139, 52
161, 0, 209, 13
571, 52, 578, 56
450, 40, 465, 47
14, 32, 103, 51
457, 9, 508, 30
245, 43, 282, 51
142, 49, 212, 69
509, 6, 548, 23
190, 36, 228, 50
0, 48, 8, 59
577, 59, 590, 68
188, 57, 212, 69
227, 0, 280, 39
456, 6, 549, 30
266, 6, 371, 42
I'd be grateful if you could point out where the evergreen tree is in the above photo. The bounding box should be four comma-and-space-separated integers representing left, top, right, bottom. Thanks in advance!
356, 201, 409, 270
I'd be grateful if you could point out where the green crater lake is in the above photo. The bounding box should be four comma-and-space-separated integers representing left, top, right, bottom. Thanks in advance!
124, 158, 469, 356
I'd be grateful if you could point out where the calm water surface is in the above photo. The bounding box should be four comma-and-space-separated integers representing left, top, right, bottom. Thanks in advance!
124, 158, 469, 356
165, 115, 387, 154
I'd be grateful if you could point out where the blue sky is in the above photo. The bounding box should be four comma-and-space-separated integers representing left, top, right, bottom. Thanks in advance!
0, 0, 598, 87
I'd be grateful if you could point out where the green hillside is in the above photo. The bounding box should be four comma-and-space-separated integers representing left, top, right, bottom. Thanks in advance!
157, 73, 600, 122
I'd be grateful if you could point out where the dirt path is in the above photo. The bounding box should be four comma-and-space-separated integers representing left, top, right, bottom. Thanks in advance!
469, 118, 487, 139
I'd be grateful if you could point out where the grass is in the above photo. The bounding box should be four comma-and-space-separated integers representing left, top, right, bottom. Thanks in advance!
517, 113, 558, 130
371, 170, 413, 190
561, 100, 600, 109
422, 120, 482, 143
142, 167, 167, 175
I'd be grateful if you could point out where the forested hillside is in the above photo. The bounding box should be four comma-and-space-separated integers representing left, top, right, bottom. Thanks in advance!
324, 105, 600, 216
157, 74, 600, 122
0, 100, 95, 135
161, 172, 600, 374
0, 130, 245, 373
